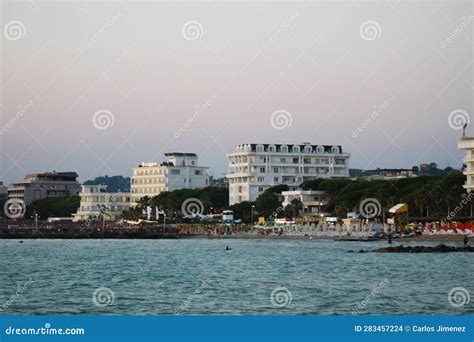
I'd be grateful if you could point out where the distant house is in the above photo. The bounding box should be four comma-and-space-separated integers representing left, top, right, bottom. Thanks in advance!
357, 169, 416, 181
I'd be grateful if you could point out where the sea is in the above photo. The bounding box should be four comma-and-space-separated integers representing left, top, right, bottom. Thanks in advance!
0, 238, 472, 315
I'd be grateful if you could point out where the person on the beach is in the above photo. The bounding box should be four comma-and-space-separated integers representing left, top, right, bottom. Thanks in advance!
464, 235, 468, 246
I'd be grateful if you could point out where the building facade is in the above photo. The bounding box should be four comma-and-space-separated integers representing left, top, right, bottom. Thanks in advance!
72, 184, 131, 222
226, 143, 350, 205
282, 190, 330, 216
0, 181, 7, 201
7, 171, 80, 205
130, 153, 209, 203
357, 169, 416, 181
458, 137, 474, 192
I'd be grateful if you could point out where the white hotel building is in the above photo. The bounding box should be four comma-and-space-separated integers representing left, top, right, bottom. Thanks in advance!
73, 184, 131, 222
226, 143, 350, 205
131, 153, 209, 203
458, 136, 474, 192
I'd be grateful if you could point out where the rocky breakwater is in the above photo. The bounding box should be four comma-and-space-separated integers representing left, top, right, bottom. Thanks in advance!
373, 244, 474, 253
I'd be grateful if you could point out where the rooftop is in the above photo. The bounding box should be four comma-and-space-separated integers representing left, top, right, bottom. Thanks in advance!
164, 152, 197, 157
233, 143, 345, 154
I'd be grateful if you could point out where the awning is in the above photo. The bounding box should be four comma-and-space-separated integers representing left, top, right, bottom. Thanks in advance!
389, 203, 408, 214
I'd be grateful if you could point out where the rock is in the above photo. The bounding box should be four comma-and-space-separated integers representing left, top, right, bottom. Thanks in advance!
373, 244, 474, 253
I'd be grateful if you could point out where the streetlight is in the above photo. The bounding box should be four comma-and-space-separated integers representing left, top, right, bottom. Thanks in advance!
251, 205, 255, 225
31, 211, 39, 231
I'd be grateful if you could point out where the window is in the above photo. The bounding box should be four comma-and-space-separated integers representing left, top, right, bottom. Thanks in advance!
293, 157, 299, 164
191, 161, 195, 165
304, 157, 311, 164
273, 167, 279, 173
280, 158, 286, 163
258, 187, 264, 192
171, 169, 180, 175
257, 145, 264, 152
332, 146, 340, 154
195, 170, 203, 175
258, 177, 265, 182
260, 167, 266, 173
317, 146, 324, 154
281, 145, 288, 153
274, 177, 279, 182
292, 146, 300, 153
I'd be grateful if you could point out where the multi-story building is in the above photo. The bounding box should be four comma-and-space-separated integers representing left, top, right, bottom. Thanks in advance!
226, 143, 350, 205
282, 190, 330, 216
458, 136, 474, 192
130, 153, 209, 203
7, 171, 80, 205
0, 181, 7, 201
72, 184, 131, 222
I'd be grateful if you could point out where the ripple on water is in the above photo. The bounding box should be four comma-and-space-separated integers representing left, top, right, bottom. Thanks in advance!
0, 239, 472, 315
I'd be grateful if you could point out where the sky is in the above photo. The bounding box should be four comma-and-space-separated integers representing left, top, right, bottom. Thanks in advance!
1, 0, 473, 184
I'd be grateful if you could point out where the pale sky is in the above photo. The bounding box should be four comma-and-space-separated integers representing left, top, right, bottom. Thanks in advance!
1, 0, 473, 184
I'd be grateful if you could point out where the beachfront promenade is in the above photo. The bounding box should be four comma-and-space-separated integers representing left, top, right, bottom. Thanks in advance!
1, 222, 472, 240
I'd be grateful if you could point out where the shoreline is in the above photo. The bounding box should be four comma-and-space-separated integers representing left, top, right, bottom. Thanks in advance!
0, 232, 470, 242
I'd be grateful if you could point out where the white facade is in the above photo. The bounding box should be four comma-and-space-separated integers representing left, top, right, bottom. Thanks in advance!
458, 137, 474, 192
282, 190, 330, 216
73, 184, 131, 222
226, 143, 350, 205
131, 153, 209, 203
